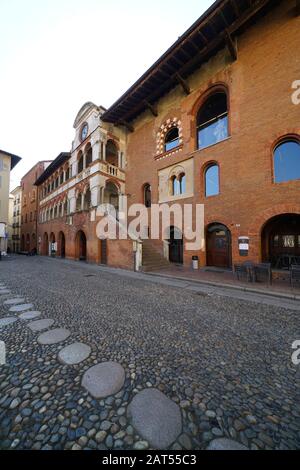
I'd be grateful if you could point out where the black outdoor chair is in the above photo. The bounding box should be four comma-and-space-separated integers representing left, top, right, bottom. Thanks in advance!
234, 263, 253, 282
253, 263, 272, 286
290, 265, 300, 288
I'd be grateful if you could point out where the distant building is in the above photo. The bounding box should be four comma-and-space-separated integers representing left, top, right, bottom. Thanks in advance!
10, 186, 22, 253
7, 193, 14, 253
0, 149, 21, 254
35, 102, 127, 264
20, 162, 52, 253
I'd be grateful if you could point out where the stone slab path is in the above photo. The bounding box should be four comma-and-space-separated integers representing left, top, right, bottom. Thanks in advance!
207, 438, 248, 450
0, 317, 18, 328
4, 298, 26, 305
27, 319, 55, 332
58, 342, 91, 365
19, 311, 41, 320
9, 304, 33, 313
128, 388, 182, 449
82, 362, 125, 399
37, 328, 71, 345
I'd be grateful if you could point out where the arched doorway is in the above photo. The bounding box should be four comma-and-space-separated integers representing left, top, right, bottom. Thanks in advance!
21, 234, 25, 251
43, 233, 49, 256
58, 232, 66, 258
50, 233, 56, 257
206, 223, 232, 268
169, 226, 183, 264
76, 230, 87, 261
26, 234, 30, 252
262, 214, 300, 269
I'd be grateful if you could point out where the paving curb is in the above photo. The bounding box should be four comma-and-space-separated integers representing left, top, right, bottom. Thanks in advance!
145, 271, 300, 302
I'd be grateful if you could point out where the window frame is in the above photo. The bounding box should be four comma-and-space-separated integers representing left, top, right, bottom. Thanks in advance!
204, 162, 220, 198
164, 127, 180, 153
272, 136, 300, 185
194, 85, 230, 152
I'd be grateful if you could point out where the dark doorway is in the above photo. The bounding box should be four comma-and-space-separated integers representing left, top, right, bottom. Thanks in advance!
206, 223, 231, 268
59, 232, 65, 258
262, 214, 300, 269
76, 230, 87, 261
101, 239, 107, 265
169, 226, 183, 264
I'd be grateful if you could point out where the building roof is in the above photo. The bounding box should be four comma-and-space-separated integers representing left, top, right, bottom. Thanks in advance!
0, 149, 22, 170
102, 0, 280, 125
34, 153, 71, 186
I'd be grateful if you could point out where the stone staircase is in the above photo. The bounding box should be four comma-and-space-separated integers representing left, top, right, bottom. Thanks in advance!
142, 239, 171, 272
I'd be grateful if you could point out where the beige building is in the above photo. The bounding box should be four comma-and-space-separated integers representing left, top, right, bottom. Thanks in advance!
0, 150, 21, 253
7, 194, 14, 253
10, 186, 22, 253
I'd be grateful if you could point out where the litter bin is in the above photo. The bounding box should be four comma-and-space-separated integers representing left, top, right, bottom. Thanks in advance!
192, 256, 199, 270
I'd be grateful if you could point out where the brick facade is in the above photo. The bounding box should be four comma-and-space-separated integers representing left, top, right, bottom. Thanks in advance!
21, 161, 51, 253
34, 1, 300, 271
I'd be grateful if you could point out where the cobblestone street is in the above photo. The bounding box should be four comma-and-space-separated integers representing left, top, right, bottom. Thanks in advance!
0, 256, 299, 450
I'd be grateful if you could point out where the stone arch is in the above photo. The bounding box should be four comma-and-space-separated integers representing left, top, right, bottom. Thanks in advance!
248, 204, 300, 262
75, 230, 87, 261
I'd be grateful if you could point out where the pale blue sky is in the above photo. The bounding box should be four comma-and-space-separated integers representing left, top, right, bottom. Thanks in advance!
0, 0, 214, 188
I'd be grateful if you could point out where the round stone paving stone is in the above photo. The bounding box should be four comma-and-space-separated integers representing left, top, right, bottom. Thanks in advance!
82, 362, 125, 399
207, 438, 248, 451
9, 304, 34, 313
0, 290, 11, 295
37, 328, 71, 345
4, 298, 26, 306
19, 311, 41, 320
0, 317, 18, 328
128, 388, 182, 449
28, 319, 55, 332
58, 342, 91, 365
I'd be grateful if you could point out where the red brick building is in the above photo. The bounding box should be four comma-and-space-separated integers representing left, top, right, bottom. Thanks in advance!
101, 0, 300, 271
36, 0, 300, 271
35, 103, 131, 268
21, 161, 51, 253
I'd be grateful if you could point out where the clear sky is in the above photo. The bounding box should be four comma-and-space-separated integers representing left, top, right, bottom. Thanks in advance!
0, 0, 214, 189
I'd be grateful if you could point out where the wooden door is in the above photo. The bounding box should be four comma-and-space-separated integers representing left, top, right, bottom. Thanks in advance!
207, 225, 231, 268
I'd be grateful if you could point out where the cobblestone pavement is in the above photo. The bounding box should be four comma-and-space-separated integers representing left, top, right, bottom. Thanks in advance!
0, 256, 299, 450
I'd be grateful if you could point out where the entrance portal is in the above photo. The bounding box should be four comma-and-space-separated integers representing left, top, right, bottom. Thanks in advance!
76, 230, 87, 261
169, 226, 183, 264
262, 214, 300, 269
206, 223, 231, 268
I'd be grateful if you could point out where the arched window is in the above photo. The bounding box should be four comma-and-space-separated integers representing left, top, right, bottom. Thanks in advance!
205, 164, 220, 197
78, 152, 84, 173
86, 145, 93, 167
84, 188, 91, 210
106, 140, 118, 167
144, 184, 152, 208
165, 127, 180, 152
171, 173, 186, 196
274, 139, 300, 183
197, 91, 228, 149
60, 172, 64, 185
76, 193, 82, 211
64, 199, 68, 215
65, 167, 70, 181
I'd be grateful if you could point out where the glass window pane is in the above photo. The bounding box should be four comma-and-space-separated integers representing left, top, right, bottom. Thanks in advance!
180, 174, 186, 194
173, 178, 181, 196
205, 165, 219, 197
274, 141, 300, 183
198, 115, 228, 149
165, 128, 180, 152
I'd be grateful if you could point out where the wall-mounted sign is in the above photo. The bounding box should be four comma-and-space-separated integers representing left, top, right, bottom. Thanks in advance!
239, 236, 249, 257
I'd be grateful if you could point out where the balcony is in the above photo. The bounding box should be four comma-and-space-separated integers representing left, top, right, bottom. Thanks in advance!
100, 162, 125, 182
